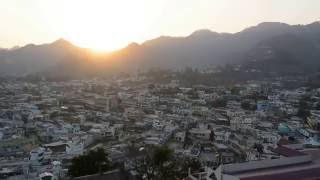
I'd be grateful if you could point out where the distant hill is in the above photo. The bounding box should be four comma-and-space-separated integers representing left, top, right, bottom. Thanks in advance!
109, 21, 320, 73
0, 39, 88, 76
238, 23, 320, 75
0, 21, 320, 77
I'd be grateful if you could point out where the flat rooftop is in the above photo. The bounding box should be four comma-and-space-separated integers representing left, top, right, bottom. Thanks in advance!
240, 166, 320, 180
229, 149, 320, 180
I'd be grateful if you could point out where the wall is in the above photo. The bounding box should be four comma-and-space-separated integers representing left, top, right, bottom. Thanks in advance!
223, 155, 312, 174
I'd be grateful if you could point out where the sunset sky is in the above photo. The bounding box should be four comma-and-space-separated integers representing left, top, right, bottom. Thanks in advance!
1, 0, 319, 51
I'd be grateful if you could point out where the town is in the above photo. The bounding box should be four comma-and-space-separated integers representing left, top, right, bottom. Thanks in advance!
1, 71, 320, 180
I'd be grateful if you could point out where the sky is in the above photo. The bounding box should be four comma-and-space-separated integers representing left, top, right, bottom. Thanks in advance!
0, 0, 319, 51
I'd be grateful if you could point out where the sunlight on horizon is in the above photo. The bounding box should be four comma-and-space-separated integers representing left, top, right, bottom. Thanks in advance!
48, 0, 168, 51
1, 0, 320, 51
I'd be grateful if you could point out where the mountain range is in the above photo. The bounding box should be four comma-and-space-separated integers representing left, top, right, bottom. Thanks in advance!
0, 21, 320, 77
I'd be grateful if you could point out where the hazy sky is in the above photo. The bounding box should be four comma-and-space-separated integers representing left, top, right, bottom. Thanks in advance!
0, 0, 319, 51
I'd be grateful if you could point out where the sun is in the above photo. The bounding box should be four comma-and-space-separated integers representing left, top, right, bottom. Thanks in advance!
57, 0, 152, 51
38, 0, 168, 51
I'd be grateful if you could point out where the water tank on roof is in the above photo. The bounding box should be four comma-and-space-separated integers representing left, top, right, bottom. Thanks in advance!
278, 123, 290, 134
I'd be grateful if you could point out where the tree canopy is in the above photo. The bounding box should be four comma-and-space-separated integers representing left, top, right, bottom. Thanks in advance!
134, 146, 201, 180
68, 148, 112, 178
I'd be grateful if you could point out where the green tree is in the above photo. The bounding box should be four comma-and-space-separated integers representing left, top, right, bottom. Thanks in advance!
134, 146, 202, 180
175, 158, 202, 179
316, 102, 320, 110
134, 146, 174, 180
297, 108, 311, 119
231, 87, 240, 95
210, 98, 227, 108
209, 130, 215, 141
68, 148, 111, 178
241, 100, 257, 111
297, 98, 311, 119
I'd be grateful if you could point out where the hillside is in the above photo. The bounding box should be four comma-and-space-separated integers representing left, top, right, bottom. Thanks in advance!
0, 21, 320, 77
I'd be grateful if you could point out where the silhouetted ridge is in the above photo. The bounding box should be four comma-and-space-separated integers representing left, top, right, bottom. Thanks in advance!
0, 21, 320, 77
189, 29, 219, 37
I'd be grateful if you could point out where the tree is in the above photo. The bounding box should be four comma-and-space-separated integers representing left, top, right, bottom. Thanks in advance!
316, 102, 320, 110
254, 143, 264, 160
297, 108, 311, 119
134, 146, 174, 180
183, 130, 191, 148
210, 98, 227, 108
231, 87, 240, 95
175, 158, 202, 179
241, 100, 257, 111
134, 146, 201, 180
241, 101, 251, 110
297, 98, 311, 119
152, 146, 173, 166
209, 130, 215, 141
68, 148, 111, 178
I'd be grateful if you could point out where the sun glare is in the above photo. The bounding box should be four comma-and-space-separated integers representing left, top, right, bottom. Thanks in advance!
35, 0, 169, 51
47, 0, 163, 51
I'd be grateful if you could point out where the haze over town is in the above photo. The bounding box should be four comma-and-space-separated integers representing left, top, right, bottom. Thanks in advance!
1, 1, 320, 180
1, 0, 320, 51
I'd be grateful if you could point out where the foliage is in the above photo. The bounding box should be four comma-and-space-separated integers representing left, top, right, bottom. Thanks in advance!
68, 148, 111, 177
241, 100, 257, 111
297, 97, 311, 119
209, 98, 227, 108
316, 102, 320, 110
297, 108, 311, 119
134, 146, 202, 180
231, 87, 240, 95
175, 157, 202, 179
209, 130, 215, 141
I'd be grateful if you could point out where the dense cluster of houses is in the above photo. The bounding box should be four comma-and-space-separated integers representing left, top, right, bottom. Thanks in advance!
1, 75, 320, 179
